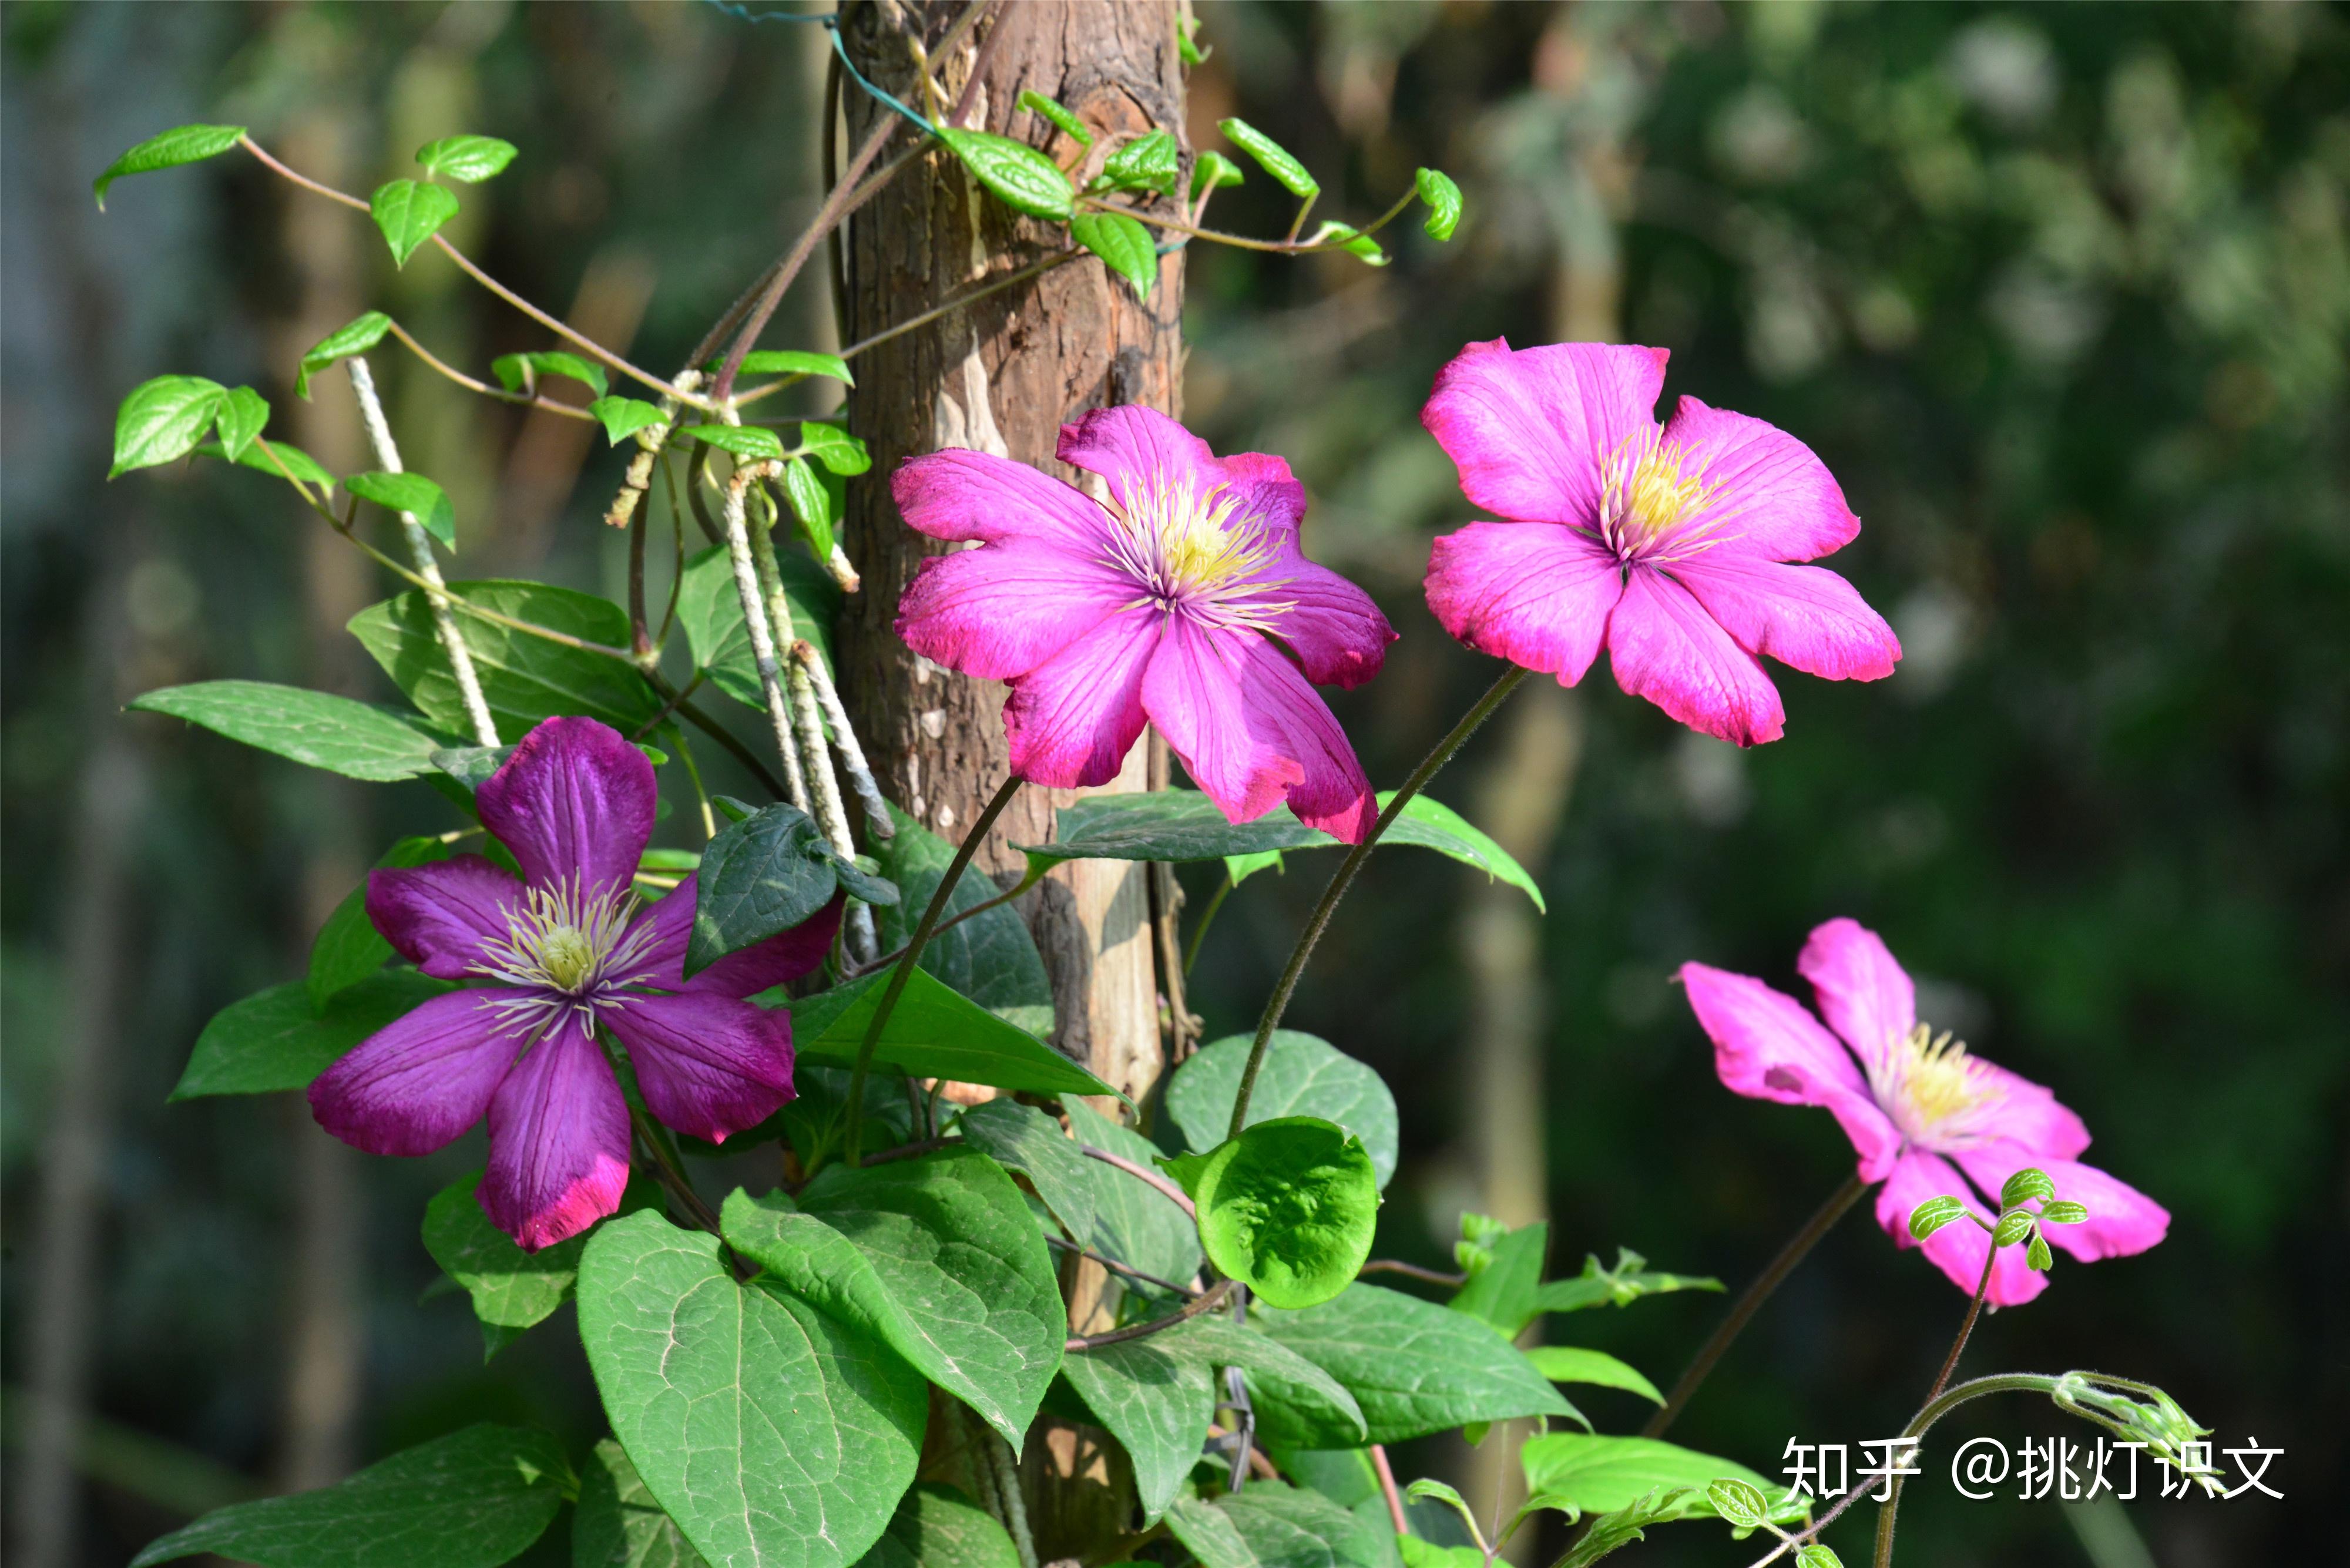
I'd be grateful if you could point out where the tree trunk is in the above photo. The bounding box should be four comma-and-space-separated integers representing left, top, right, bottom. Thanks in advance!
838, 4, 1186, 1556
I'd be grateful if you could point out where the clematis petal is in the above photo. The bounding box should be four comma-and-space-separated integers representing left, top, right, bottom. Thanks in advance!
1654, 396, 1861, 563
1056, 405, 1230, 518
1604, 566, 1787, 746
1236, 634, 1378, 843
622, 877, 844, 998
481, 1014, 632, 1253
896, 536, 1139, 681
476, 717, 657, 898
308, 989, 529, 1157
1968, 1059, 2092, 1161
1143, 618, 1304, 828
1666, 555, 1900, 683
1425, 522, 1624, 686
1678, 962, 1901, 1180
1795, 918, 1918, 1074
892, 447, 1109, 547
1421, 338, 1668, 526
1952, 1146, 2169, 1265
366, 855, 522, 979
1002, 607, 1160, 789
1253, 549, 1395, 691
605, 989, 795, 1145
1875, 1149, 2049, 1307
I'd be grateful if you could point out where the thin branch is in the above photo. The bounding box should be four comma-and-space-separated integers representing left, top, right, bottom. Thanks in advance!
1925, 1225, 2003, 1405
1358, 1260, 1468, 1287
1066, 1278, 1236, 1351
796, 640, 897, 840
1371, 1444, 1409, 1536
382, 319, 595, 422
718, 462, 811, 810
1045, 1234, 1199, 1300
1080, 1145, 1196, 1219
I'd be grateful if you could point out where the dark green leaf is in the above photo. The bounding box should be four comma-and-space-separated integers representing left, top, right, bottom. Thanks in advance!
688, 801, 851, 977
1211, 1483, 1395, 1568
765, 1063, 917, 1169
1187, 1118, 1378, 1310
345, 470, 456, 550
1019, 790, 1543, 912
110, 374, 226, 476
1017, 90, 1093, 147
1095, 129, 1180, 194
588, 396, 667, 446
675, 543, 839, 707
789, 968, 1114, 1099
415, 134, 517, 183
953, 1099, 1094, 1240
1070, 212, 1158, 300
1530, 1250, 1723, 1314
196, 435, 337, 487
1218, 118, 1318, 199
1549, 1488, 1698, 1568
130, 1424, 568, 1568
1163, 1498, 1253, 1568
1415, 168, 1463, 240
1165, 1031, 1399, 1190
938, 127, 1074, 220
1307, 221, 1387, 267
1519, 1435, 1801, 1525
129, 680, 452, 781
854, 1485, 1018, 1568
872, 805, 1051, 1035
216, 386, 269, 462
1448, 1220, 1549, 1339
578, 1212, 928, 1568
94, 122, 245, 209
725, 1147, 1062, 1445
370, 179, 461, 267
1524, 1347, 1663, 1405
172, 971, 453, 1100
297, 312, 394, 398
348, 579, 662, 739
573, 1439, 709, 1568
422, 1169, 589, 1356
727, 350, 855, 385
683, 424, 785, 462
491, 350, 609, 398
1191, 151, 1244, 198
1059, 1334, 1209, 1523
310, 836, 452, 1008
1061, 1099, 1200, 1285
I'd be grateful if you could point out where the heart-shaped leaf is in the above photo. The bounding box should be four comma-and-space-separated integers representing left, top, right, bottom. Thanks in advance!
370, 179, 460, 267
1180, 1117, 1378, 1310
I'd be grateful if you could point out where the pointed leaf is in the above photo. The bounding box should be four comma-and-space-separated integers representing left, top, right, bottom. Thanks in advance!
345, 471, 456, 550
348, 579, 663, 738
1524, 1347, 1663, 1405
310, 835, 452, 1007
216, 386, 270, 462
95, 122, 245, 209
370, 179, 460, 267
1070, 212, 1157, 300
110, 374, 226, 476
938, 127, 1073, 220
1094, 130, 1180, 195
415, 134, 517, 183
1448, 1220, 1549, 1338
684, 424, 786, 462
688, 801, 854, 977
1307, 221, 1387, 267
1531, 1250, 1723, 1314
872, 805, 1051, 1034
790, 968, 1114, 1099
1190, 151, 1244, 198
589, 396, 668, 446
727, 350, 855, 385
197, 436, 337, 488
491, 350, 609, 398
171, 972, 454, 1100
297, 312, 393, 399
129, 680, 452, 781
1519, 1435, 1803, 1525
1218, 118, 1317, 199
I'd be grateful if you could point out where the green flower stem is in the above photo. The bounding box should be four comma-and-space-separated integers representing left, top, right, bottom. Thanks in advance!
1227, 664, 1529, 1138
851, 867, 1043, 978
1181, 869, 1236, 978
842, 774, 1024, 1164
1644, 1173, 1869, 1439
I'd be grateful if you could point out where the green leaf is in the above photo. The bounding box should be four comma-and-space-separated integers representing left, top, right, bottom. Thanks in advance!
196, 435, 337, 488
1401, 1479, 1480, 1544
1524, 1347, 1663, 1405
2026, 1231, 2053, 1270
1187, 1117, 1378, 1310
574, 1438, 709, 1568
1218, 118, 1318, 199
1016, 90, 1092, 147
171, 972, 452, 1100
1227, 849, 1284, 885
1214, 1483, 1395, 1568
348, 579, 663, 739
1247, 1284, 1576, 1448
780, 457, 837, 559
683, 424, 786, 462
491, 350, 609, 398
791, 967, 1116, 1099
129, 681, 452, 781
723, 1147, 1063, 1446
952, 1099, 1095, 1240
1179, 1316, 1365, 1446
110, 374, 226, 476
872, 805, 1052, 1035
1906, 1194, 1968, 1240
216, 386, 269, 462
1519, 1435, 1802, 1525
1530, 1249, 1723, 1314
762, 1063, 918, 1170
1164, 1031, 1399, 1190
1992, 1210, 2035, 1248
130, 1424, 568, 1568
937, 127, 1075, 221
2040, 1199, 2089, 1225
2000, 1167, 2057, 1207
855, 1485, 1018, 1568
422, 1169, 587, 1355
727, 350, 855, 385
588, 396, 668, 446
94, 122, 245, 209
1398, 1538, 1483, 1568
1019, 790, 1544, 912
1549, 1488, 1699, 1568
370, 179, 461, 267
1795, 1545, 1847, 1568
1704, 1477, 1768, 1529
1414, 168, 1463, 240
1448, 1220, 1549, 1339
345, 471, 456, 550
688, 801, 857, 977
310, 835, 452, 1007
1190, 150, 1245, 198
296, 311, 394, 398
795, 418, 871, 476
1060, 1099, 1200, 1285
578, 1211, 928, 1568
1095, 129, 1180, 194
1070, 211, 1158, 300
1307, 221, 1388, 267
415, 134, 518, 183
676, 543, 840, 707
1163, 1498, 1254, 1568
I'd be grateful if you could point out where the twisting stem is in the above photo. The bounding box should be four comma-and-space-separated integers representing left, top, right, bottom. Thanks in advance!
1065, 1278, 1236, 1351
1043, 1235, 1199, 1300
795, 641, 897, 840
1080, 1145, 1196, 1218
1371, 1443, 1409, 1536
843, 775, 1023, 1164
718, 464, 810, 810
1926, 1228, 2002, 1405
1645, 1173, 1869, 1439
344, 358, 498, 747
1228, 666, 1530, 1137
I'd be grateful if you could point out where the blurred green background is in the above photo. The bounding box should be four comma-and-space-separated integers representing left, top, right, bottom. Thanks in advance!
2, 3, 2341, 1566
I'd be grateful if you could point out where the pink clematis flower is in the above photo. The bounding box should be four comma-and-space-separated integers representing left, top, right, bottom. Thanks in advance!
892, 405, 1395, 842
1421, 338, 1900, 746
1679, 918, 2168, 1306
308, 717, 840, 1251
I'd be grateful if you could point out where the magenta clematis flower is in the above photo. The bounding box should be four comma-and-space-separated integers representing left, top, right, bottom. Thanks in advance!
308, 717, 839, 1251
1679, 918, 2168, 1307
1421, 338, 1899, 746
892, 405, 1395, 842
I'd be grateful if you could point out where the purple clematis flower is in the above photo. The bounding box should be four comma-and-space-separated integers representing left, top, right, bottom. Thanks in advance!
308, 717, 839, 1251
1680, 918, 2169, 1306
1421, 338, 1900, 746
892, 405, 1395, 842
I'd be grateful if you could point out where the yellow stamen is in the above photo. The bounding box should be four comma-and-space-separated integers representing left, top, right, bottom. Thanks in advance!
538, 925, 596, 992
1599, 435, 1730, 560
1874, 1021, 2005, 1146
1103, 477, 1294, 633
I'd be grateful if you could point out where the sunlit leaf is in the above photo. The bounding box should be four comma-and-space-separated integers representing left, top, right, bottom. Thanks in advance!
94, 122, 245, 209
369, 179, 460, 267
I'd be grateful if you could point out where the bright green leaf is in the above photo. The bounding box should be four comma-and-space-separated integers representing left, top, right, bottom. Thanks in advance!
872, 805, 1051, 1035
1415, 168, 1463, 240
1307, 221, 1388, 267
796, 419, 872, 476
1016, 90, 1092, 147
171, 972, 452, 1100
727, 350, 855, 385
1907, 1195, 1969, 1240
1186, 1119, 1378, 1309
2040, 1199, 2089, 1225
344, 470, 456, 550
296, 311, 393, 399
937, 127, 1074, 220
1095, 129, 1180, 194
129, 681, 452, 782
790, 967, 1117, 1099
2000, 1167, 2057, 1207
1070, 211, 1157, 300
2027, 1231, 2053, 1270
1448, 1220, 1550, 1339
674, 543, 838, 707
348, 579, 663, 739
370, 179, 461, 267
1218, 117, 1318, 199
1704, 1477, 1768, 1529
1992, 1211, 2035, 1248
491, 350, 609, 398
1525, 1347, 1663, 1405
780, 456, 835, 559
1191, 150, 1244, 198
1532, 1249, 1723, 1314
94, 123, 245, 209
683, 423, 786, 462
215, 386, 269, 462
1519, 1435, 1803, 1526
588, 397, 668, 446
1796, 1544, 1846, 1568
415, 134, 518, 183
1165, 1030, 1398, 1190
196, 435, 337, 488
110, 374, 226, 476
1398, 1537, 1484, 1568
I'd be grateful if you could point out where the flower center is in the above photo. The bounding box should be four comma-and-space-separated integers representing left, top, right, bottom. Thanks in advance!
1103, 478, 1294, 634
538, 925, 597, 992
1869, 1021, 2008, 1149
1598, 436, 1730, 563
478, 877, 653, 999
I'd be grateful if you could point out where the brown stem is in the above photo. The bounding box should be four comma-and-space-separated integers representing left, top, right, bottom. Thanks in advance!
1359, 1260, 1469, 1287
1371, 1443, 1409, 1536
1080, 1144, 1195, 1218
662, 683, 790, 800
1045, 1235, 1200, 1299
1065, 1278, 1234, 1351
1925, 1223, 2002, 1405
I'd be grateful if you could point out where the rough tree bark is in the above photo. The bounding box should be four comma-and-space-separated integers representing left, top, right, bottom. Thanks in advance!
838, 4, 1187, 1556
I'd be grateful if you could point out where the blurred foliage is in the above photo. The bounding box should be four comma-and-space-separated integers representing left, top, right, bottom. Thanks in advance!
1, 2, 2341, 1566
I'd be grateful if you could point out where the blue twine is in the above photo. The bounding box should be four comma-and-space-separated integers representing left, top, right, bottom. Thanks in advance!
701, 2, 936, 137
